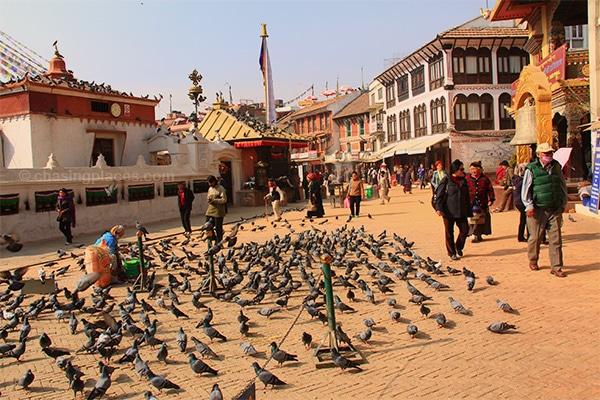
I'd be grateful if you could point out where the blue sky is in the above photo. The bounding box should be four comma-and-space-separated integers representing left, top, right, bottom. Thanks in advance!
1, 0, 486, 118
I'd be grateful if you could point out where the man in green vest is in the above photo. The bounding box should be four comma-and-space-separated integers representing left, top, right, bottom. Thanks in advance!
521, 142, 568, 277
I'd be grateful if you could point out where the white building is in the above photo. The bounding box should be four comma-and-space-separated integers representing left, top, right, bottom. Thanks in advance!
371, 16, 529, 173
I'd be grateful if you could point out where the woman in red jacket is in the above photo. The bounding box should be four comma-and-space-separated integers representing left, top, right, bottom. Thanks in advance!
466, 161, 495, 243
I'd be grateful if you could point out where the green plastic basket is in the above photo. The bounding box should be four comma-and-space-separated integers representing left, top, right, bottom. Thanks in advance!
123, 258, 141, 278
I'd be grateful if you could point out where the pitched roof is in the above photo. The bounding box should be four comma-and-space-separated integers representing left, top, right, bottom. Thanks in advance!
334, 92, 370, 119
287, 95, 348, 118
198, 106, 308, 145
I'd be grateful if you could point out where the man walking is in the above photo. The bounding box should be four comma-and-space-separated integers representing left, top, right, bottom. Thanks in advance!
177, 181, 195, 235
521, 143, 568, 277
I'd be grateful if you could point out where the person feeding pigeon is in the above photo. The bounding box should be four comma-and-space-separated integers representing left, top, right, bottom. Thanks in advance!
89, 225, 126, 284
55, 188, 75, 245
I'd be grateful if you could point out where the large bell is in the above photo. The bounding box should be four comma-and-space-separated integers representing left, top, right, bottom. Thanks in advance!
510, 100, 537, 146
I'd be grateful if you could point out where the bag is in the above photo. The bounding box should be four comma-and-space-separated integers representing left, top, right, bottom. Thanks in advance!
309, 204, 317, 212
469, 213, 486, 225
343, 196, 351, 208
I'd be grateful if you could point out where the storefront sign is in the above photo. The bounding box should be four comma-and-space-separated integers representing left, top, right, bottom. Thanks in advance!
537, 44, 566, 86
589, 130, 600, 214
291, 150, 318, 160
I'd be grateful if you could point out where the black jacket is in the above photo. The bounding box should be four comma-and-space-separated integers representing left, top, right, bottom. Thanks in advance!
177, 187, 195, 210
435, 176, 472, 219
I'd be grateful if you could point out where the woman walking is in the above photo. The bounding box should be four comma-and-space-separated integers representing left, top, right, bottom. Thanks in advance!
347, 171, 366, 217
466, 161, 495, 243
55, 188, 75, 245
434, 160, 472, 260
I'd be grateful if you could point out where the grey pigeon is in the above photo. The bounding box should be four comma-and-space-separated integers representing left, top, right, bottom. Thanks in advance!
487, 321, 517, 333
188, 352, 218, 376
390, 310, 401, 323
176, 327, 187, 352
407, 324, 419, 338
209, 383, 223, 400
156, 342, 168, 364
144, 391, 159, 400
191, 336, 219, 359
73, 272, 100, 294
17, 368, 34, 390
354, 328, 372, 344
436, 313, 447, 328
270, 342, 298, 367
448, 296, 470, 315
88, 364, 111, 400
252, 362, 287, 389
331, 347, 362, 372
496, 299, 515, 313
363, 318, 376, 328
203, 321, 227, 342
147, 369, 180, 391
257, 307, 279, 318
240, 341, 258, 357
486, 276, 498, 285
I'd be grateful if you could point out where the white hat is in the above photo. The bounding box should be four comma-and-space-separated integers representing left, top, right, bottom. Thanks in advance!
536, 143, 554, 153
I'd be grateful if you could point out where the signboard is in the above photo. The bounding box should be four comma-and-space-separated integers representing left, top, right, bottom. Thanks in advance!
589, 130, 600, 214
510, 44, 567, 98
537, 44, 566, 86
291, 150, 318, 160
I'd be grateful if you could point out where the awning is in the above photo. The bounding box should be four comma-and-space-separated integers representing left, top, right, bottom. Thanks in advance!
234, 140, 307, 148
364, 133, 449, 161
405, 133, 449, 155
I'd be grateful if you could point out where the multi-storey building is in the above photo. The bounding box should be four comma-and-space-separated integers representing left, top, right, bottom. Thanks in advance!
371, 16, 529, 173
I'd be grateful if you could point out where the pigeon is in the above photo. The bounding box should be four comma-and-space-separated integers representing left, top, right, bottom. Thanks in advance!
257, 308, 279, 318
176, 327, 187, 352
240, 341, 258, 357
191, 337, 219, 359
301, 332, 312, 350
496, 299, 515, 313
363, 318, 376, 328
466, 272, 476, 291
334, 295, 355, 313
88, 364, 111, 400
144, 391, 159, 400
390, 310, 401, 322
147, 370, 181, 391
39, 332, 52, 349
252, 362, 287, 389
419, 303, 431, 318
188, 352, 218, 376
202, 320, 227, 343
156, 342, 168, 364
38, 267, 46, 284
16, 368, 34, 390
134, 354, 151, 379
42, 347, 70, 359
407, 324, 419, 338
70, 373, 85, 397
448, 296, 470, 315
170, 304, 189, 319
73, 272, 101, 294
270, 342, 298, 367
487, 321, 517, 333
135, 220, 150, 239
436, 313, 447, 328
0, 266, 28, 291
209, 383, 223, 400
69, 312, 78, 335
1, 234, 23, 252
568, 214, 576, 222
331, 347, 362, 372
354, 328, 372, 344
387, 298, 397, 308
486, 276, 498, 285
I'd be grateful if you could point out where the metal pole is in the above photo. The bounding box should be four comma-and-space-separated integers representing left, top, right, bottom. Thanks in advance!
135, 230, 145, 290
321, 254, 337, 348
206, 230, 217, 292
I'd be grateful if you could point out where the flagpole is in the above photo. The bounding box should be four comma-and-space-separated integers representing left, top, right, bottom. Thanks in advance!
261, 23, 269, 125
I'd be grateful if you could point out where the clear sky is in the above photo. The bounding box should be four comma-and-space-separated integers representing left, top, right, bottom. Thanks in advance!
1, 0, 486, 118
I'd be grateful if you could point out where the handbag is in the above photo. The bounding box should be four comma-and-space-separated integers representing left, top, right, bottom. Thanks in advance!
343, 196, 351, 208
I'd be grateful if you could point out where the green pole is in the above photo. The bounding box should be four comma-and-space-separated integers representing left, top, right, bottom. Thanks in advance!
136, 230, 145, 290
207, 231, 216, 292
321, 254, 337, 348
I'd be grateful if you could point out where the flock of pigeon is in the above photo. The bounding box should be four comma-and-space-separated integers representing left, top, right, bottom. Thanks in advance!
0, 209, 520, 399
